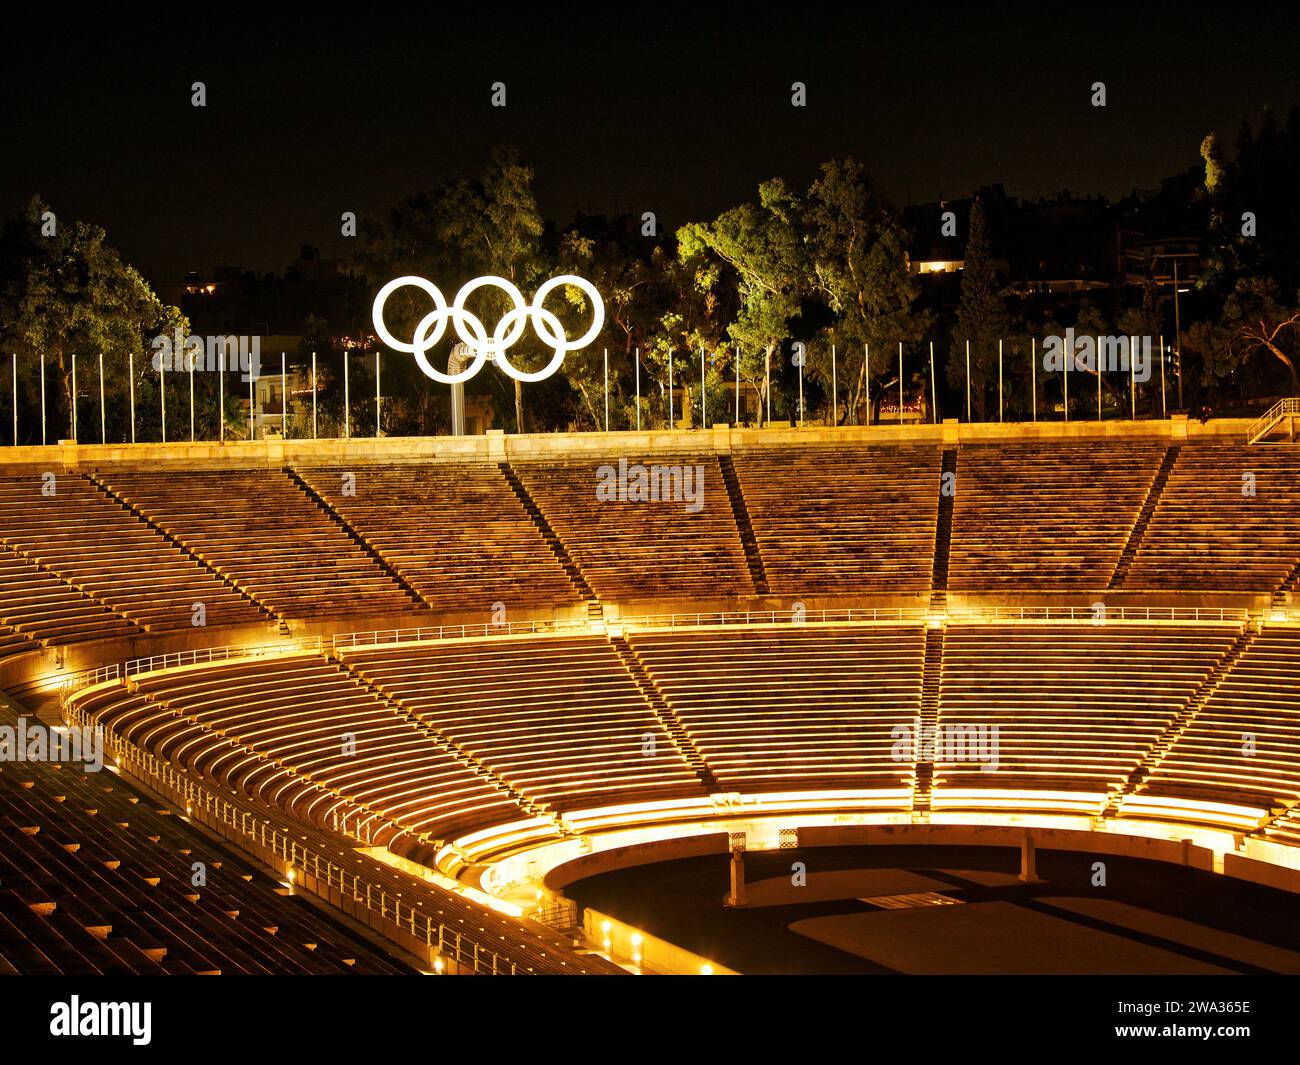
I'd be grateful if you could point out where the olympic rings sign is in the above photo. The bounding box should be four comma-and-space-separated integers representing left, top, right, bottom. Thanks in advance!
371, 274, 605, 384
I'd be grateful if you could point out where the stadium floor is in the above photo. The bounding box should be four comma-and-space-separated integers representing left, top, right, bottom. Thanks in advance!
565, 845, 1300, 975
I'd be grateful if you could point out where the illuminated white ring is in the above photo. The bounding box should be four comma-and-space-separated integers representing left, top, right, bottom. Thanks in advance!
531, 274, 604, 351
450, 275, 529, 355
371, 273, 605, 385
493, 305, 567, 383
412, 309, 489, 384
372, 276, 447, 353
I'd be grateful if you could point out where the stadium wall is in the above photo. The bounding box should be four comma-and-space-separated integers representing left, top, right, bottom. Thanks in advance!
0, 415, 1256, 471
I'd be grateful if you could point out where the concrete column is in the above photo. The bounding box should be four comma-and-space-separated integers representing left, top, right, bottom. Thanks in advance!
1019, 831, 1043, 883
725, 847, 746, 907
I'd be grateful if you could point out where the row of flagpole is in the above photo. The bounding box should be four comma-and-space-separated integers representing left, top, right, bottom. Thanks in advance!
3, 351, 388, 446
617, 338, 1172, 431
6, 338, 1178, 445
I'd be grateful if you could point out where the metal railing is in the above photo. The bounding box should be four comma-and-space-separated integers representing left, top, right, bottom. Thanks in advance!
945, 605, 1250, 623
1247, 397, 1300, 443
623, 607, 929, 630
56, 603, 1266, 706
61, 637, 323, 702
332, 618, 586, 652
62, 699, 520, 975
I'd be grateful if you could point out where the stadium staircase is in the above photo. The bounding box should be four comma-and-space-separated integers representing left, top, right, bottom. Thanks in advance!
608, 634, 719, 792
85, 471, 276, 623
929, 449, 957, 611
1246, 397, 1300, 444
284, 467, 431, 611
1276, 558, 1300, 606
1108, 444, 1181, 589
498, 462, 601, 621
717, 455, 769, 595
911, 626, 944, 819
333, 659, 569, 840
1101, 625, 1259, 818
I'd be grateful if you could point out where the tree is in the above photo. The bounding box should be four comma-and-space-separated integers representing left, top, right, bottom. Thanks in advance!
554, 220, 670, 430
803, 158, 930, 424
948, 198, 1010, 420
1221, 278, 1300, 394
678, 179, 806, 425
358, 148, 545, 433
0, 195, 188, 442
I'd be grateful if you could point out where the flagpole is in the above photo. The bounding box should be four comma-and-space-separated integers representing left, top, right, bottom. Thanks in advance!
1031, 337, 1037, 422
831, 344, 837, 427
864, 344, 871, 426
929, 342, 937, 423
98, 352, 105, 442
965, 340, 971, 421
898, 342, 903, 424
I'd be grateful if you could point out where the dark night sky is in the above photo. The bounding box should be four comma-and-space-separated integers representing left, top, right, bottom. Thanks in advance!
3, 7, 1298, 287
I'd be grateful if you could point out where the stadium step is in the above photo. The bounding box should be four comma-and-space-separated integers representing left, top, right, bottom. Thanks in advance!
608, 634, 720, 791
911, 625, 945, 817
716, 455, 769, 596
1277, 557, 1300, 601
929, 448, 958, 610
498, 462, 597, 602
1103, 624, 1259, 817
333, 660, 565, 833
1108, 444, 1181, 589
283, 467, 431, 612
84, 471, 279, 623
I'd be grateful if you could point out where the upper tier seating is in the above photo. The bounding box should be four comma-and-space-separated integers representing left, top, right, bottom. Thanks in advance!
0, 714, 410, 974
341, 636, 707, 812
513, 456, 752, 600
935, 623, 1241, 809
0, 475, 264, 631
76, 655, 524, 844
97, 469, 421, 619
949, 443, 1165, 591
1137, 627, 1300, 816
1124, 444, 1300, 593
732, 446, 940, 596
296, 463, 579, 612
627, 624, 924, 795
0, 544, 140, 646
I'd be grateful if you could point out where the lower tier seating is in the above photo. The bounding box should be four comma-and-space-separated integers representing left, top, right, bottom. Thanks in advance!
934, 623, 1242, 808
341, 636, 707, 812
1137, 627, 1300, 814
628, 625, 924, 795
76, 655, 524, 845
